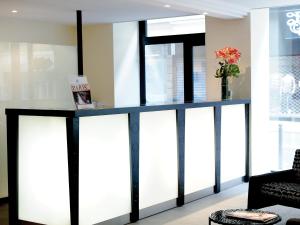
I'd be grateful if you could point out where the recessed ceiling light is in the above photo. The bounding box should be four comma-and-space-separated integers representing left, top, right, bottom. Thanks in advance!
164, 4, 171, 8
11, 10, 18, 14
203, 12, 208, 15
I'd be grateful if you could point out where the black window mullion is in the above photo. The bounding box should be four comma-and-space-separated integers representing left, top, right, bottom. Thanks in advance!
139, 21, 147, 105
184, 42, 194, 102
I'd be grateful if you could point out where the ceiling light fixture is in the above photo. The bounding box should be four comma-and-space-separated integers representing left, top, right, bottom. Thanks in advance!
164, 4, 171, 8
203, 12, 208, 15
11, 10, 18, 13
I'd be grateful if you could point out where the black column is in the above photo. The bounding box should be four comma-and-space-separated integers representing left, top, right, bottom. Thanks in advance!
184, 43, 194, 102
139, 21, 147, 105
6, 114, 19, 225
214, 106, 221, 193
129, 112, 140, 222
176, 109, 185, 206
77, 10, 84, 76
66, 117, 80, 225
244, 103, 250, 182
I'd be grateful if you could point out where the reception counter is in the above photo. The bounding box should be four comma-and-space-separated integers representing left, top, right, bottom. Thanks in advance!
6, 99, 250, 225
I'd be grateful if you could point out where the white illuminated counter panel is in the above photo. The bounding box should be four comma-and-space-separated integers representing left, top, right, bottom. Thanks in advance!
6, 99, 250, 225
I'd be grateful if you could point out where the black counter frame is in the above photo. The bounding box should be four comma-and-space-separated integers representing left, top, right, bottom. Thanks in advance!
6, 99, 250, 225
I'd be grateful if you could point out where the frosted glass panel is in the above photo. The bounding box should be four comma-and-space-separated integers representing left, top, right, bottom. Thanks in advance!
185, 108, 215, 194
140, 110, 178, 209
221, 105, 246, 183
79, 115, 131, 225
18, 116, 70, 225
0, 42, 77, 197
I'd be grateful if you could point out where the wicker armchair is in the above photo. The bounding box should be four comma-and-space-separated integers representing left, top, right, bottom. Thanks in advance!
247, 149, 300, 209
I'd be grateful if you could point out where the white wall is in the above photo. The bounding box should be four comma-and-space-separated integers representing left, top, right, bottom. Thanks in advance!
83, 24, 115, 107
251, 8, 272, 175
205, 16, 251, 100
0, 18, 76, 45
83, 22, 140, 107
0, 19, 77, 198
113, 22, 140, 107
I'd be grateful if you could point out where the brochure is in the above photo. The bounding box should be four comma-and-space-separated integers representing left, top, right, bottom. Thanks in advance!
70, 76, 94, 109
225, 210, 278, 222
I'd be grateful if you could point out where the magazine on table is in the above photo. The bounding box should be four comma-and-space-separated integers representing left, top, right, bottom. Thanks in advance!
225, 210, 278, 222
70, 76, 94, 109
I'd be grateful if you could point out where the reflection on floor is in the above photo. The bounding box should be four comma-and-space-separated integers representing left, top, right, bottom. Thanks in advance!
0, 184, 247, 225
0, 202, 8, 225
130, 184, 248, 225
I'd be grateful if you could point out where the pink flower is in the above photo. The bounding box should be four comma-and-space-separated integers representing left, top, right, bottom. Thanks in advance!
215, 46, 241, 78
215, 47, 241, 63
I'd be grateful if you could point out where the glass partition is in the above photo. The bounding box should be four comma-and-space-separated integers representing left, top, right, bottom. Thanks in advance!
0, 42, 77, 108
0, 42, 77, 198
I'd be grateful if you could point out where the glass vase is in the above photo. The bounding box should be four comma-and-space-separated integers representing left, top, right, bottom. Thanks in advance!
221, 76, 231, 100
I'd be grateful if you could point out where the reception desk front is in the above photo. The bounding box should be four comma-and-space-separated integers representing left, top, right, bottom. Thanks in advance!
6, 99, 250, 225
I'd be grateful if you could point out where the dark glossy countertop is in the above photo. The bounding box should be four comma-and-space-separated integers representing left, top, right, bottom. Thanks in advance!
5, 99, 250, 118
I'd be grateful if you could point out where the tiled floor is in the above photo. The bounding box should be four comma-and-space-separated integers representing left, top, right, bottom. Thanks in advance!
0, 184, 248, 225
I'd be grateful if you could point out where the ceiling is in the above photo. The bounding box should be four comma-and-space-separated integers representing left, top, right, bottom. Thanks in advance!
0, 0, 300, 24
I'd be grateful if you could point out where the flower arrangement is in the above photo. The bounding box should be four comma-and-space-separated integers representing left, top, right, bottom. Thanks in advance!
215, 47, 241, 78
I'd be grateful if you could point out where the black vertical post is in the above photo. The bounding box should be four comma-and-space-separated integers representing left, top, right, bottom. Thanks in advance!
278, 124, 283, 170
184, 43, 194, 102
66, 117, 80, 225
129, 112, 140, 222
6, 114, 19, 225
139, 21, 147, 105
176, 109, 185, 206
77, 10, 84, 76
244, 104, 250, 182
214, 106, 221, 193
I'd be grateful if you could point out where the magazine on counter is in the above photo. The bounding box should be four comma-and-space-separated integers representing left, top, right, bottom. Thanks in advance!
225, 210, 278, 222
70, 76, 94, 109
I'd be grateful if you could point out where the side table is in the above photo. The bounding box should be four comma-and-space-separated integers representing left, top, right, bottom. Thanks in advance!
209, 209, 281, 225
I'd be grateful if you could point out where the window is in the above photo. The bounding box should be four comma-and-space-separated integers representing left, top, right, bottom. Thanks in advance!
251, 5, 300, 175
140, 15, 206, 104
145, 43, 184, 103
269, 6, 300, 170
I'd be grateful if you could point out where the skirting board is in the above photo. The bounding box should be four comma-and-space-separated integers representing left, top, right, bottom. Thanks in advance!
184, 187, 214, 204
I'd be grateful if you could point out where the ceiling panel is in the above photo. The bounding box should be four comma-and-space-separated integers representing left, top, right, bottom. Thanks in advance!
0, 0, 299, 24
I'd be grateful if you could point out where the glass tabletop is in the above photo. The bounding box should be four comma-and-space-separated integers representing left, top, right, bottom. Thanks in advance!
209, 209, 281, 225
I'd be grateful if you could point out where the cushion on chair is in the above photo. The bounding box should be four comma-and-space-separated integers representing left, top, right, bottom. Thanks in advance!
261, 182, 300, 205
